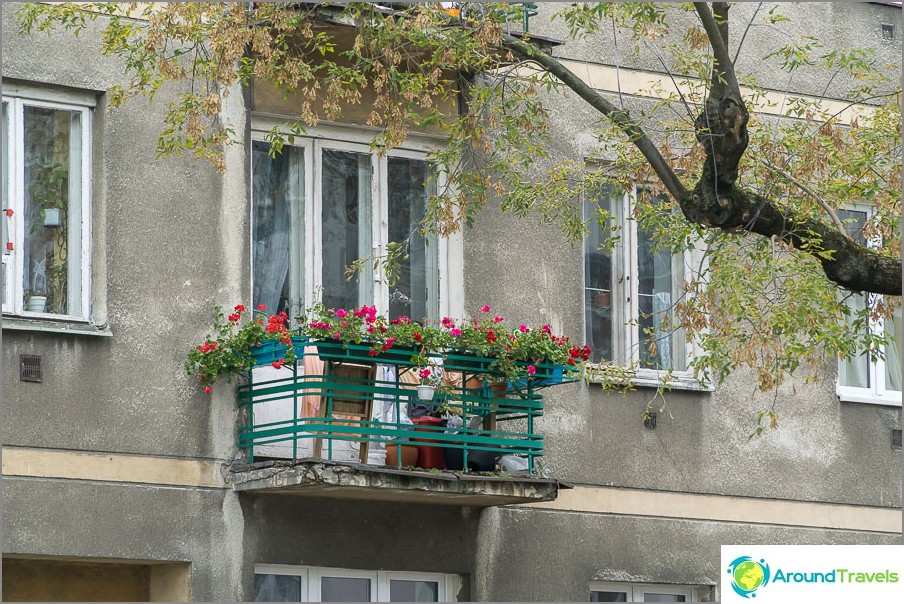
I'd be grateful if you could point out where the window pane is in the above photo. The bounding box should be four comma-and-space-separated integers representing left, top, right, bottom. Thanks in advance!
322, 149, 372, 311
584, 187, 614, 363
387, 157, 437, 322
23, 105, 82, 316
642, 594, 685, 602
320, 576, 371, 602
253, 140, 305, 316
2, 102, 9, 309
254, 574, 301, 602
637, 213, 684, 371
390, 579, 439, 602
839, 293, 870, 388
885, 306, 901, 392
591, 591, 627, 602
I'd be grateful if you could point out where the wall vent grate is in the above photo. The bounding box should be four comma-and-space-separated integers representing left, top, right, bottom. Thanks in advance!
882, 23, 895, 40
19, 354, 42, 383
892, 429, 902, 450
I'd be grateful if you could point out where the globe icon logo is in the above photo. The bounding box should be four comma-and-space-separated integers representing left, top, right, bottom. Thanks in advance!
727, 556, 771, 598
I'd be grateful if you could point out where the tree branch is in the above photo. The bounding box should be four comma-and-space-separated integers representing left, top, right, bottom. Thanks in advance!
499, 32, 690, 204
694, 2, 741, 98
756, 158, 852, 240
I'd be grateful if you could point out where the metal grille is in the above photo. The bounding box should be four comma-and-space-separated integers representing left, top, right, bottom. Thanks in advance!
893, 429, 902, 450
19, 354, 42, 382
882, 23, 895, 40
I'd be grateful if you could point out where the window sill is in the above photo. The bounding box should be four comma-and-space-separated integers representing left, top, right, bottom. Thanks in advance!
1, 315, 112, 337
837, 390, 902, 407
583, 364, 713, 393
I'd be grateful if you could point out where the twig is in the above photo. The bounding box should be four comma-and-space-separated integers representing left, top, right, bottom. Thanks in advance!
756, 157, 851, 240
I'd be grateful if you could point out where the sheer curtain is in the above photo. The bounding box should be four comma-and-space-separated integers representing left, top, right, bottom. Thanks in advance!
252, 141, 304, 315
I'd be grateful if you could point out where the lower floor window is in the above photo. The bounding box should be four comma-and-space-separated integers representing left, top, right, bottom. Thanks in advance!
254, 565, 457, 602
590, 581, 707, 602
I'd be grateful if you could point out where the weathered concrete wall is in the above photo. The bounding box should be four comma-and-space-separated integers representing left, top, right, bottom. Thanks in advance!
473, 506, 901, 602
2, 478, 239, 601
1, 1, 246, 460
239, 495, 478, 601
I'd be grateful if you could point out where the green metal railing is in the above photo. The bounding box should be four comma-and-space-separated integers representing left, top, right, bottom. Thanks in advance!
236, 340, 574, 473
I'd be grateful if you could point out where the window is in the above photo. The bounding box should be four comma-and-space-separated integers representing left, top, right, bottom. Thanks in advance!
2, 88, 92, 320
253, 565, 458, 602
590, 582, 704, 602
836, 207, 901, 405
251, 124, 460, 320
584, 185, 696, 382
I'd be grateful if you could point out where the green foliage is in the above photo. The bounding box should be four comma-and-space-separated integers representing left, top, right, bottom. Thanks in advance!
21, 2, 902, 423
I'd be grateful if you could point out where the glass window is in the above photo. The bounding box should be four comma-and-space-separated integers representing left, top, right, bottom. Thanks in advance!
387, 157, 437, 322
836, 207, 901, 404
252, 140, 305, 317
642, 594, 685, 603
2, 93, 91, 320
255, 574, 302, 602
584, 187, 615, 363
583, 187, 688, 373
591, 591, 628, 602
321, 149, 373, 312
389, 579, 439, 602
250, 131, 448, 321
320, 576, 371, 602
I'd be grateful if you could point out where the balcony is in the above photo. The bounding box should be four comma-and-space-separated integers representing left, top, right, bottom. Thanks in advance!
231, 341, 570, 506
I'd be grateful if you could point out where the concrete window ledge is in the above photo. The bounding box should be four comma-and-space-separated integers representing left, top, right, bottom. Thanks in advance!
1, 316, 112, 337
229, 458, 562, 506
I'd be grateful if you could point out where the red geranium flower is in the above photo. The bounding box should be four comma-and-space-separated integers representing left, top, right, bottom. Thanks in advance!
204, 385, 213, 394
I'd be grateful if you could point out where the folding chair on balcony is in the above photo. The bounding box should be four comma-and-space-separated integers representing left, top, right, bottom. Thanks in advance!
313, 360, 377, 464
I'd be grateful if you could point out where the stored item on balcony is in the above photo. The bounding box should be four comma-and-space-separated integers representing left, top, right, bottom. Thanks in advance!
411, 415, 446, 470
313, 360, 377, 464
385, 443, 418, 468
444, 448, 501, 472
416, 384, 435, 401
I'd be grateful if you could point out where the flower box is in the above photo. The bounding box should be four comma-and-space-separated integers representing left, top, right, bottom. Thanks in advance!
313, 340, 418, 366
250, 336, 308, 367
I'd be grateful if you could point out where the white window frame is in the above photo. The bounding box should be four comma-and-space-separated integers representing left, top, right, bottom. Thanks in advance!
583, 185, 708, 391
254, 564, 459, 602
250, 118, 463, 320
590, 581, 704, 602
835, 203, 902, 406
2, 88, 93, 321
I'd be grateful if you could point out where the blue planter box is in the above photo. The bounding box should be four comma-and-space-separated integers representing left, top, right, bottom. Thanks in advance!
250, 336, 308, 367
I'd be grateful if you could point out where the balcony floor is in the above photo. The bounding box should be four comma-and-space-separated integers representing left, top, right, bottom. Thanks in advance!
230, 458, 561, 506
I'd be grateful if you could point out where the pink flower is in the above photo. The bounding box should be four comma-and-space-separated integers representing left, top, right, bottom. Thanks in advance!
450, 328, 462, 337
527, 365, 536, 376
519, 324, 529, 333
541, 324, 551, 334
480, 305, 491, 312
494, 315, 504, 323
335, 309, 348, 318
418, 368, 432, 380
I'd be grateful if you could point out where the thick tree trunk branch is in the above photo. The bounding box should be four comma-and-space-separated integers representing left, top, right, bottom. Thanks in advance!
694, 2, 740, 98
501, 25, 901, 296
500, 32, 690, 204
685, 181, 902, 294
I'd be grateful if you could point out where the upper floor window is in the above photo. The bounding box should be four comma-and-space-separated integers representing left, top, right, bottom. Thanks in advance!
2, 88, 93, 320
253, 565, 459, 602
251, 124, 459, 321
590, 581, 707, 602
584, 185, 692, 379
836, 206, 901, 405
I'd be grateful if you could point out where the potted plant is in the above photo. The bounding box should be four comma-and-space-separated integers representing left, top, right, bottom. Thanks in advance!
185, 304, 302, 393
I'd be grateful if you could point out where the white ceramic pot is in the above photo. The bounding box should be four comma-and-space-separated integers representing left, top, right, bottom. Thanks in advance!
416, 384, 435, 401
26, 296, 47, 313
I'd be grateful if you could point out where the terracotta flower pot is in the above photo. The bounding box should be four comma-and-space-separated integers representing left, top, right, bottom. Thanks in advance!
385, 443, 418, 468
593, 291, 611, 308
